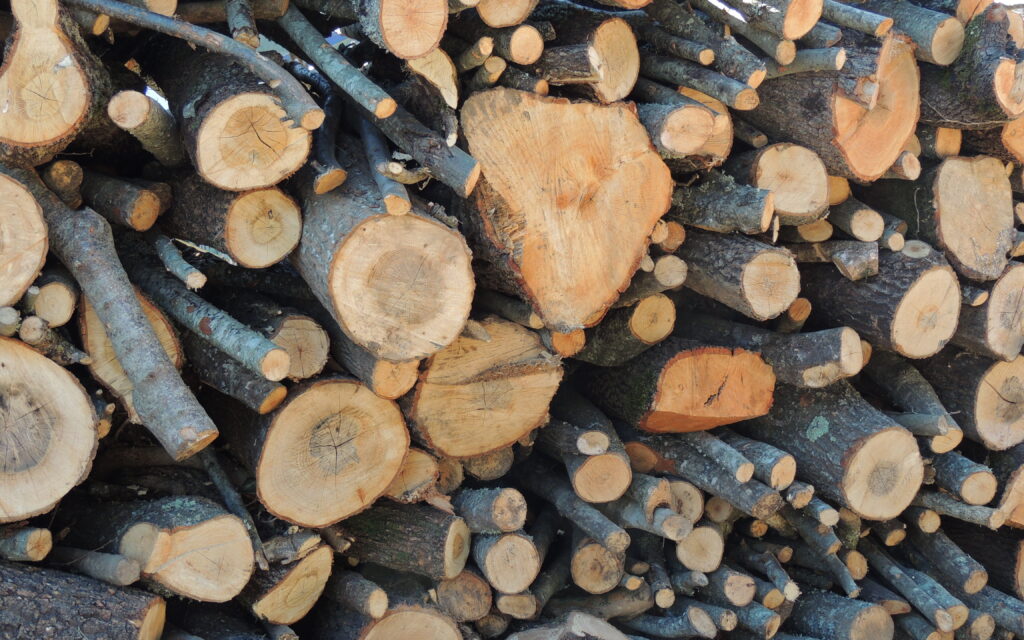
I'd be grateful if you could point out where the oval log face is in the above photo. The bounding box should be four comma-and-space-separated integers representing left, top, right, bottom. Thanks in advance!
842, 427, 923, 520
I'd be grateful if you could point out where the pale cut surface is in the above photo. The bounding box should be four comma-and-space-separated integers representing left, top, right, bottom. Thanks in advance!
257, 379, 409, 527
995, 58, 1024, 118
0, 174, 47, 306
80, 292, 182, 423
931, 16, 967, 65
642, 347, 775, 432
196, 92, 311, 191
253, 545, 333, 623
890, 267, 961, 359
225, 189, 302, 268
0, 0, 89, 146
409, 317, 562, 458
0, 337, 96, 523
123, 515, 253, 602
841, 426, 923, 520
364, 607, 462, 640
1002, 118, 1024, 163
32, 281, 76, 328
572, 453, 633, 503
802, 327, 864, 387
407, 47, 458, 108
675, 525, 724, 572
934, 156, 1014, 281
591, 19, 640, 103
740, 252, 801, 320
679, 88, 733, 159
462, 89, 672, 330
784, 0, 823, 38
828, 176, 851, 205
982, 263, 1024, 358
659, 105, 715, 155
372, 359, 421, 400
833, 35, 919, 181
331, 213, 474, 362
630, 294, 675, 344
139, 600, 166, 640
107, 89, 151, 128
444, 519, 472, 579
975, 356, 1024, 450
272, 315, 330, 381
961, 471, 998, 506
476, 0, 536, 27
384, 448, 439, 502
481, 533, 541, 593
572, 540, 622, 594
752, 145, 827, 224
670, 480, 705, 522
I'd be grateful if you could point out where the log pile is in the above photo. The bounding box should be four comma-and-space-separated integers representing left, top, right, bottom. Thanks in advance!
3, 0, 1024, 637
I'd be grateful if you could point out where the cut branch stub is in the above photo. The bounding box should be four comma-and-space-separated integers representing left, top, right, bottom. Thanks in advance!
0, 337, 96, 523
459, 88, 672, 331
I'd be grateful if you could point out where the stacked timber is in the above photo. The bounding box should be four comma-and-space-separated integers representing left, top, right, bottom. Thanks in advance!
3, 0, 1024, 637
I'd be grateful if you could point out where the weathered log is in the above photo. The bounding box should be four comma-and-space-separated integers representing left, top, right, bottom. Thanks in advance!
860, 538, 955, 631
0, 526, 51, 562
18, 315, 90, 366
239, 544, 332, 624
723, 143, 828, 226
574, 294, 676, 367
19, 267, 77, 329
46, 546, 140, 586
666, 171, 774, 235
784, 240, 879, 281
787, 588, 894, 640
641, 55, 759, 110
438, 569, 493, 622
912, 490, 1006, 529
322, 570, 389, 620
949, 263, 1024, 361
452, 487, 528, 533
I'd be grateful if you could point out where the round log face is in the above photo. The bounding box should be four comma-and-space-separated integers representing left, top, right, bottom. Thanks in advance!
572, 452, 633, 503
674, 525, 724, 572
377, 0, 448, 59
591, 18, 640, 103
0, 337, 96, 523
364, 607, 462, 640
252, 544, 333, 624
841, 426, 923, 520
630, 294, 676, 345
272, 315, 330, 381
480, 533, 541, 594
994, 57, 1024, 118
983, 263, 1024, 358
751, 143, 828, 225
891, 266, 961, 358
740, 251, 801, 320
572, 540, 622, 594
784, 0, 824, 39
930, 16, 967, 65
224, 189, 302, 268
384, 448, 439, 502
975, 356, 1024, 450
0, 174, 47, 306
257, 379, 409, 527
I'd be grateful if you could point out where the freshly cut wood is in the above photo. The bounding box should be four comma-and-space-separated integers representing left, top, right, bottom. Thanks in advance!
107, 90, 187, 167
739, 381, 924, 520
920, 348, 1024, 451
637, 101, 716, 157
452, 487, 528, 533
574, 294, 676, 367
293, 136, 473, 362
785, 240, 879, 281
673, 313, 863, 388
162, 176, 301, 269
138, 38, 310, 191
962, 119, 1024, 163
475, 532, 542, 594
821, 0, 892, 36
667, 171, 774, 235
0, 173, 47, 307
214, 378, 408, 527
312, 599, 462, 640
855, 156, 1014, 282
295, 0, 447, 59
582, 337, 775, 433
918, 5, 1024, 127
463, 447, 516, 481
0, 337, 96, 523
779, 220, 833, 243
385, 448, 440, 504
614, 255, 687, 308
39, 159, 83, 209
723, 143, 828, 226
19, 315, 90, 366
0, 562, 165, 640
437, 569, 493, 622
570, 533, 626, 594
641, 55, 758, 110
743, 31, 919, 182
340, 503, 471, 580
0, 526, 51, 562
45, 547, 140, 586
240, 544, 332, 624
459, 88, 672, 331
322, 570, 388, 619
861, 0, 965, 64
55, 496, 253, 602
676, 230, 800, 321
827, 198, 884, 242
799, 242, 960, 359
402, 316, 561, 458
719, 431, 797, 490
950, 263, 1024, 361
21, 268, 77, 328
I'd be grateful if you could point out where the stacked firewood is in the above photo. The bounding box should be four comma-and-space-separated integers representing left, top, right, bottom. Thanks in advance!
3, 0, 1024, 637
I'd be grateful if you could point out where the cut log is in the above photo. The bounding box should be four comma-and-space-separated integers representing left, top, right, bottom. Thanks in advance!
18, 315, 90, 366
322, 570, 388, 619
941, 520, 1024, 600
570, 531, 626, 594
574, 294, 676, 367
293, 136, 474, 362
20, 267, 77, 329
788, 589, 894, 640
667, 171, 774, 235
933, 452, 998, 506
723, 143, 828, 226
785, 240, 879, 281
962, 119, 1024, 164
718, 431, 796, 490
0, 173, 47, 308
46, 546, 140, 586
676, 230, 799, 321
0, 561, 165, 640
213, 377, 408, 527
799, 242, 961, 359
340, 502, 471, 580
312, 600, 462, 640
437, 569, 493, 622
0, 337, 96, 523
184, 334, 285, 415
239, 544, 332, 624
0, 526, 51, 562
642, 55, 759, 110
458, 88, 672, 331
161, 176, 301, 270
137, 38, 310, 191
827, 198, 884, 242
743, 31, 919, 182
614, 255, 688, 308
452, 487, 528, 533
581, 337, 775, 433
55, 495, 253, 601
107, 89, 187, 167
738, 381, 923, 520
950, 263, 1024, 361
384, 447, 440, 504
402, 316, 561, 458
294, 0, 448, 59
474, 532, 542, 594
861, 0, 965, 64
637, 101, 716, 157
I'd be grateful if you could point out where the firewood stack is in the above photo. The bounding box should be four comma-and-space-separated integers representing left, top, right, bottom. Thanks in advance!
3, 0, 1024, 636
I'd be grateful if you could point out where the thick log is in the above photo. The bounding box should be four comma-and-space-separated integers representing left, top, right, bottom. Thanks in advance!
0, 561, 166, 640
666, 171, 774, 235
293, 0, 447, 59
723, 143, 829, 226
239, 545, 332, 624
474, 532, 542, 594
950, 263, 1024, 361
787, 589, 894, 640
738, 381, 923, 520
458, 88, 672, 331
438, 569, 493, 622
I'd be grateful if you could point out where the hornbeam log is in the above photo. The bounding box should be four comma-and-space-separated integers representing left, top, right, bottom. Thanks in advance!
724, 0, 823, 39
162, 175, 301, 269
463, 448, 515, 481
239, 545, 332, 624
950, 263, 1024, 361
322, 570, 388, 619
0, 562, 165, 640
447, 17, 545, 65
822, 0, 893, 35
574, 294, 676, 367
2, 166, 215, 459
674, 523, 725, 573
340, 503, 471, 580
0, 174, 46, 307
136, 38, 310, 191
145, 232, 205, 289
45, 547, 140, 586
779, 220, 833, 243
666, 171, 774, 234
738, 381, 923, 520
537, 420, 633, 503
912, 490, 1006, 529
18, 315, 89, 366
107, 90, 187, 167
581, 337, 775, 433
641, 55, 759, 110
918, 5, 1024, 127
723, 143, 828, 226
742, 31, 919, 182
312, 599, 462, 640
799, 242, 960, 358
39, 159, 83, 209
663, 88, 736, 173
861, 0, 966, 64
537, 418, 611, 457
293, 136, 474, 362
787, 589, 894, 640
919, 348, 1024, 450
300, 0, 448, 59
182, 333, 286, 415
212, 378, 408, 528
78, 170, 164, 232
476, 0, 538, 27
676, 230, 799, 321
718, 431, 797, 490
459, 88, 671, 330
932, 452, 998, 506
855, 156, 1014, 282
862, 349, 962, 444
785, 240, 879, 281
860, 578, 912, 614
570, 531, 625, 594
452, 488, 528, 533
614, 255, 687, 308
54, 496, 253, 601
860, 538, 954, 632
438, 569, 493, 622
474, 532, 542, 594
962, 119, 1024, 164
672, 312, 863, 388
20, 267, 77, 328
401, 315, 561, 457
